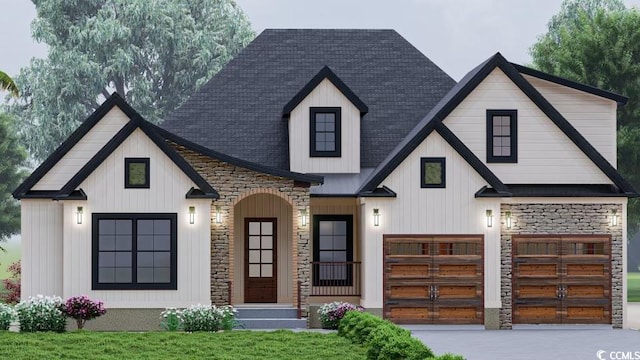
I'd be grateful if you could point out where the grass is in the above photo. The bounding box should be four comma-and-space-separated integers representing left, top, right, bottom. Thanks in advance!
629, 272, 640, 302
0, 330, 366, 360
0, 236, 20, 280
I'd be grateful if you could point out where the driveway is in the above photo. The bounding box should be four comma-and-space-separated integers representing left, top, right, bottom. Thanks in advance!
407, 305, 640, 360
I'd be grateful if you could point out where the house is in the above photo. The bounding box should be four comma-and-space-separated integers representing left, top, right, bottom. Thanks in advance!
14, 29, 634, 330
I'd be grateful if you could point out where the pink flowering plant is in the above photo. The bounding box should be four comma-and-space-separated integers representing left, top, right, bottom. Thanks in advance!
318, 301, 364, 330
62, 295, 107, 330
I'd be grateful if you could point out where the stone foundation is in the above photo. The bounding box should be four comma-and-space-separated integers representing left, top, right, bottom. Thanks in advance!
499, 203, 623, 329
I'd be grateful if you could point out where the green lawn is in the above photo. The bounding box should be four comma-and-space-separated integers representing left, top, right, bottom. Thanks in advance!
0, 330, 366, 360
0, 237, 20, 280
629, 272, 640, 302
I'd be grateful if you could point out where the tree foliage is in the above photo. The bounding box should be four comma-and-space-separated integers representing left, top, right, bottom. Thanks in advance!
530, 0, 640, 234
9, 0, 255, 161
0, 113, 27, 243
0, 71, 19, 97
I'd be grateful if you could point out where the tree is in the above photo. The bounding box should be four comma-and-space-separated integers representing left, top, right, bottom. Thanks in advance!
0, 71, 18, 97
530, 0, 640, 235
10, 0, 255, 161
0, 113, 27, 245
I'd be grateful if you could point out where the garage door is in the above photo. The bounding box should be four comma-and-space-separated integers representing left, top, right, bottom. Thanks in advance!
512, 235, 611, 324
383, 235, 483, 324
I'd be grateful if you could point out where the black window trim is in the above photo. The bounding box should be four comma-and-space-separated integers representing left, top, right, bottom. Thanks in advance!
312, 214, 353, 286
420, 157, 446, 188
92, 213, 177, 290
486, 109, 518, 163
310, 107, 342, 157
124, 158, 150, 189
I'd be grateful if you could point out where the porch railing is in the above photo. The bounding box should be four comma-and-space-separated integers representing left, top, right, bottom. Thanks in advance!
310, 261, 361, 296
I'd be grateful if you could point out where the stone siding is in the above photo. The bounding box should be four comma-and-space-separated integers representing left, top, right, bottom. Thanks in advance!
500, 203, 623, 329
176, 146, 311, 309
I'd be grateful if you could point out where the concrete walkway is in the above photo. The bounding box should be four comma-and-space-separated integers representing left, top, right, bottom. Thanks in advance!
406, 304, 640, 360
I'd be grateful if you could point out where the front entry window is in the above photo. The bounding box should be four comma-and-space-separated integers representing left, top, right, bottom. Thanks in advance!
313, 215, 353, 286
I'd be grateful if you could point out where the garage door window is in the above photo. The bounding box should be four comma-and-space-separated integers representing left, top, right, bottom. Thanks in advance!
313, 215, 353, 286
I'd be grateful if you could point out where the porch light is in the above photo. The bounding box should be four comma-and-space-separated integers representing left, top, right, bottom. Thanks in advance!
373, 208, 380, 227
300, 209, 308, 227
76, 206, 83, 225
610, 209, 618, 226
215, 206, 222, 224
505, 210, 512, 230
486, 209, 493, 228
189, 206, 196, 225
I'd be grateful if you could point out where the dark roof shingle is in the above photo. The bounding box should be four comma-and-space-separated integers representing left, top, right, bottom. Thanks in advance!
162, 29, 456, 170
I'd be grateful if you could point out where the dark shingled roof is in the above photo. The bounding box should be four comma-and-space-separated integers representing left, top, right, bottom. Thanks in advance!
162, 29, 456, 170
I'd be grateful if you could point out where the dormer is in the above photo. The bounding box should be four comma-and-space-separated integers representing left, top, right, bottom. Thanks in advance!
283, 66, 368, 174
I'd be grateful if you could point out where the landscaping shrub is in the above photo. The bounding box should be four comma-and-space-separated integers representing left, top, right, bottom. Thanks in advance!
62, 295, 107, 330
160, 308, 182, 331
378, 333, 434, 360
16, 295, 66, 332
172, 304, 238, 332
318, 301, 364, 329
338, 311, 386, 344
1, 262, 20, 304
0, 303, 15, 330
365, 323, 412, 360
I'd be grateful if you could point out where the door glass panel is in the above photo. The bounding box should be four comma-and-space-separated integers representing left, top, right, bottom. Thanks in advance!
261, 264, 273, 277
262, 250, 273, 263
249, 222, 261, 235
261, 236, 273, 249
249, 236, 261, 249
261, 222, 273, 235
249, 250, 260, 263
249, 264, 260, 277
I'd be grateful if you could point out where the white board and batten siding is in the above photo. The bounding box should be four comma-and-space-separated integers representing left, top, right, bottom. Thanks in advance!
524, 74, 618, 167
358, 132, 502, 310
31, 107, 130, 190
444, 68, 613, 184
20, 200, 64, 298
23, 127, 213, 308
289, 79, 361, 174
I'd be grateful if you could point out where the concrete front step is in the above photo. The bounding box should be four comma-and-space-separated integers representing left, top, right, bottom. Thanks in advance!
234, 307, 307, 329
237, 318, 308, 329
236, 307, 299, 319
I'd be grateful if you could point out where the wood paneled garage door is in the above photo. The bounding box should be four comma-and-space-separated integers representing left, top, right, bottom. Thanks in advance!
512, 235, 611, 324
383, 235, 484, 324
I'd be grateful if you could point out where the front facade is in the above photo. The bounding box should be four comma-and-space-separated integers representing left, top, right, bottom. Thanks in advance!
15, 29, 634, 329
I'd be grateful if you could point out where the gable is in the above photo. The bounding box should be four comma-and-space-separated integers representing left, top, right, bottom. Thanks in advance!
32, 106, 131, 190
444, 68, 611, 184
78, 129, 200, 210
523, 74, 617, 166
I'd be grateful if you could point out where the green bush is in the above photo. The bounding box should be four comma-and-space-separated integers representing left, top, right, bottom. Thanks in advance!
366, 322, 412, 360
0, 303, 15, 330
16, 295, 66, 332
338, 311, 387, 344
432, 354, 466, 360
378, 333, 434, 360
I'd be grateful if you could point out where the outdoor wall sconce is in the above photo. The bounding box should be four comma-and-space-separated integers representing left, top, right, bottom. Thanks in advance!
373, 208, 380, 227
300, 209, 308, 227
189, 206, 196, 225
611, 209, 618, 226
215, 206, 222, 224
505, 210, 512, 230
76, 206, 83, 225
486, 209, 493, 228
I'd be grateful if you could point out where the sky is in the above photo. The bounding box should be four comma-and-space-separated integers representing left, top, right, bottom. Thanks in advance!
2, 0, 640, 82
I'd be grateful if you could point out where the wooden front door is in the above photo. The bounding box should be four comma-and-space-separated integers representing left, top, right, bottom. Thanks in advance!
245, 218, 277, 303
513, 235, 611, 324
383, 235, 484, 324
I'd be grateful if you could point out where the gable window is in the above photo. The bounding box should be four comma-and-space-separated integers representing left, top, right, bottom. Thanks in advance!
310, 107, 341, 157
313, 215, 353, 286
92, 213, 177, 290
125, 158, 150, 188
486, 110, 517, 163
420, 157, 446, 188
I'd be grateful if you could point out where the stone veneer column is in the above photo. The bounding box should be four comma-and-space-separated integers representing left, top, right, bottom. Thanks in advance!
499, 203, 624, 329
